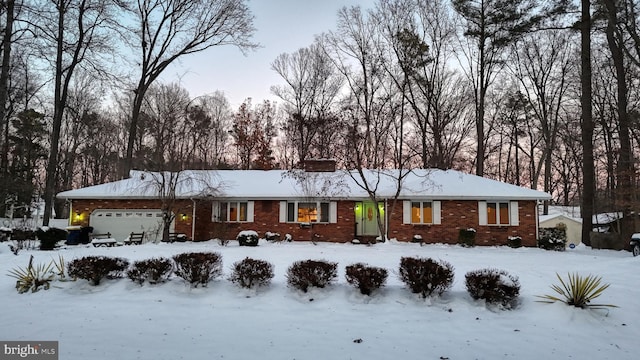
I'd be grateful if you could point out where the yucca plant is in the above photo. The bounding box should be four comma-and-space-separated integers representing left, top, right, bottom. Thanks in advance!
537, 273, 617, 309
51, 254, 66, 280
7, 255, 55, 293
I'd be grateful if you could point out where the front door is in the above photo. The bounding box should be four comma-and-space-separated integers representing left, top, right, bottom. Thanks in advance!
355, 201, 382, 236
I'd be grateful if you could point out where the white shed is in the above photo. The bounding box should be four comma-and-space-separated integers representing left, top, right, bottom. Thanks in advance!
539, 213, 583, 248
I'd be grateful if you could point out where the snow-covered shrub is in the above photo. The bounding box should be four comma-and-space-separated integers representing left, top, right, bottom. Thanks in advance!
507, 236, 522, 248
538, 228, 566, 251
398, 256, 454, 298
264, 231, 280, 241
36, 227, 67, 250
411, 234, 423, 243
458, 228, 476, 247
68, 256, 130, 286
284, 233, 293, 242
228, 257, 274, 289
465, 268, 520, 309
345, 263, 388, 295
286, 259, 337, 292
172, 252, 222, 287
237, 230, 259, 246
127, 257, 173, 285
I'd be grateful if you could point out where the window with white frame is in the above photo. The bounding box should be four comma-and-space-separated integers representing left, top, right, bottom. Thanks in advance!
478, 201, 519, 226
403, 200, 441, 224
212, 201, 254, 222
280, 201, 336, 223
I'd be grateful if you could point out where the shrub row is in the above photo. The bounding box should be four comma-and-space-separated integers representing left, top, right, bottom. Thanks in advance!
64, 254, 520, 307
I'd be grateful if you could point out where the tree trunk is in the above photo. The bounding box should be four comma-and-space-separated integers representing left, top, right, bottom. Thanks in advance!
0, 0, 14, 173
43, 2, 67, 226
581, 0, 595, 245
604, 0, 633, 210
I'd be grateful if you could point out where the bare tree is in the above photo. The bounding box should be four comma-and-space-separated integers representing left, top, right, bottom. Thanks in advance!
271, 39, 342, 166
452, 0, 554, 176
31, 0, 122, 225
185, 91, 232, 168
509, 29, 577, 212
123, 0, 256, 177
139, 170, 219, 242
377, 0, 473, 170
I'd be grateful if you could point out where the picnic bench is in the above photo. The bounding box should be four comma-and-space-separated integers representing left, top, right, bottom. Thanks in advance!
91, 233, 117, 247
124, 232, 144, 245
162, 232, 188, 243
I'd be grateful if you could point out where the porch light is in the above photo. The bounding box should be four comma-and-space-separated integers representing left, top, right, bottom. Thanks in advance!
74, 211, 82, 220
181, 213, 187, 220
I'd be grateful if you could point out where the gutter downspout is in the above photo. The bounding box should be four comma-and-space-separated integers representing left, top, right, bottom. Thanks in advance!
384, 198, 389, 242
67, 199, 73, 226
535, 200, 540, 243
191, 198, 196, 240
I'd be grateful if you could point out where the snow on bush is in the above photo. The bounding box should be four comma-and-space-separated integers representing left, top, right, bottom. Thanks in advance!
465, 268, 520, 309
68, 256, 130, 286
172, 252, 222, 287
345, 263, 388, 295
398, 256, 454, 298
228, 257, 275, 289
286, 259, 337, 293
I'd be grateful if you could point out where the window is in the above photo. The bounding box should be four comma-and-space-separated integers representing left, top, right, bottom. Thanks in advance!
213, 201, 253, 222
479, 201, 519, 226
280, 201, 336, 223
486, 202, 509, 225
411, 202, 433, 224
403, 200, 441, 225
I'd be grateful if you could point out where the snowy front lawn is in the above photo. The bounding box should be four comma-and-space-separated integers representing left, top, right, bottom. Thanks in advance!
1, 240, 638, 360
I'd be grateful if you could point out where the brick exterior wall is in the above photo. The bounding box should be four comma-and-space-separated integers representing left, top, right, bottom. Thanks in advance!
387, 200, 538, 247
303, 159, 336, 172
69, 198, 539, 246
204, 200, 357, 242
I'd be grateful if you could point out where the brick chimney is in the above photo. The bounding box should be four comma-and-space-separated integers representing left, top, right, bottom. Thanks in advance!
303, 159, 336, 172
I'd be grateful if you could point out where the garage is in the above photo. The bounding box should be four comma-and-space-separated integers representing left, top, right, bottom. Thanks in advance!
89, 209, 174, 242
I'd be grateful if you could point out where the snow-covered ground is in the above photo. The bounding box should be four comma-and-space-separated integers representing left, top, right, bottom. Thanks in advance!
1, 240, 638, 360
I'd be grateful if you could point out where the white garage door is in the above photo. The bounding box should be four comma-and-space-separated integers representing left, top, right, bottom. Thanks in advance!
89, 209, 174, 242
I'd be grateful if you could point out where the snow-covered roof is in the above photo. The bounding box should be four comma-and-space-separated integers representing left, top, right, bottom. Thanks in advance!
56, 169, 551, 201
539, 213, 583, 224
592, 212, 623, 224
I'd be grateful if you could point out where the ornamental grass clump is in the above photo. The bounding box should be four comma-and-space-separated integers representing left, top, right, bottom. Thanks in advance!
228, 257, 275, 289
345, 263, 388, 296
127, 257, 173, 285
537, 273, 617, 309
465, 268, 520, 309
286, 259, 337, 292
398, 256, 454, 298
172, 252, 222, 287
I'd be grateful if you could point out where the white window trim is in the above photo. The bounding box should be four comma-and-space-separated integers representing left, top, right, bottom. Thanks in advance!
212, 201, 254, 223
402, 200, 441, 225
279, 200, 337, 224
478, 201, 519, 226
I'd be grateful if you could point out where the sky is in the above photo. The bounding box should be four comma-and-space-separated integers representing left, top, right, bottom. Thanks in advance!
160, 0, 376, 109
